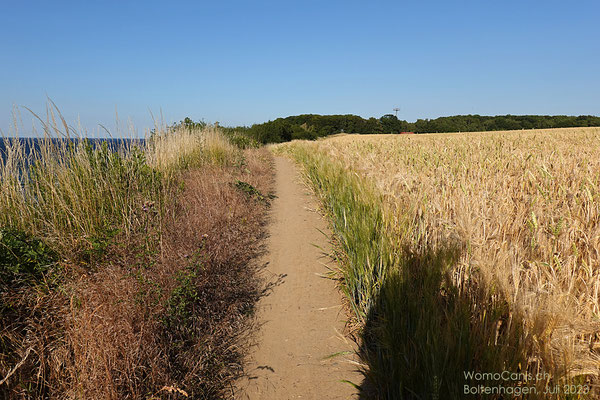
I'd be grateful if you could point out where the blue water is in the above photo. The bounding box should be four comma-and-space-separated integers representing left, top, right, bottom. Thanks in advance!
0, 138, 145, 163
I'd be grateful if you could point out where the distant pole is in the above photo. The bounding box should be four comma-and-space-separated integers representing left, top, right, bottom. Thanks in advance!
393, 107, 400, 118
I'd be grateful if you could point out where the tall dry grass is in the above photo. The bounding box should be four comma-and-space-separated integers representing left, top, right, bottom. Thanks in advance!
149, 125, 239, 171
63, 149, 273, 399
0, 114, 239, 254
0, 109, 254, 398
278, 127, 600, 398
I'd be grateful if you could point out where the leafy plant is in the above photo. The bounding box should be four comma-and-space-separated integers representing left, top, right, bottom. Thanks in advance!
0, 227, 57, 287
234, 180, 275, 204
162, 267, 199, 334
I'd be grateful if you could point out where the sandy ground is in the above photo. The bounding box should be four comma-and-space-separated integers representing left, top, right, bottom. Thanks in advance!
237, 156, 360, 400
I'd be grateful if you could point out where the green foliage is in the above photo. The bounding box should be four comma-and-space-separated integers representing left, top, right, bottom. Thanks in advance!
234, 180, 275, 204
162, 266, 199, 336
0, 228, 57, 287
179, 117, 207, 132
227, 133, 260, 149
380, 114, 411, 133
245, 114, 381, 143
237, 114, 600, 144
412, 114, 600, 133
78, 228, 120, 264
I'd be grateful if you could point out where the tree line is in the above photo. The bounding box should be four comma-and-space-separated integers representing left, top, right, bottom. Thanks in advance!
227, 114, 600, 144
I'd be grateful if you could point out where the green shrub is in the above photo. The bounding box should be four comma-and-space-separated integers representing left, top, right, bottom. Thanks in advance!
228, 133, 260, 149
0, 228, 57, 287
234, 180, 275, 204
162, 266, 199, 339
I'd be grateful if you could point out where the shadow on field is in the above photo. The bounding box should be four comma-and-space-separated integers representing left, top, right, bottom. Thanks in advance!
357, 243, 540, 400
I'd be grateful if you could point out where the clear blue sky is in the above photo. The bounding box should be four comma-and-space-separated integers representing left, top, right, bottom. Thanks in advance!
1, 0, 599, 136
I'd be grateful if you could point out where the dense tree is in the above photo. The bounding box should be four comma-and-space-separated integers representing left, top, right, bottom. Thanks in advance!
228, 114, 600, 144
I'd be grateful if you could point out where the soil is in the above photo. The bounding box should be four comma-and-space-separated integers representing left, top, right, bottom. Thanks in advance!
237, 156, 361, 399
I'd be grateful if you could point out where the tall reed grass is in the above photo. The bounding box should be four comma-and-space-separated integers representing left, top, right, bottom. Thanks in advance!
0, 112, 240, 255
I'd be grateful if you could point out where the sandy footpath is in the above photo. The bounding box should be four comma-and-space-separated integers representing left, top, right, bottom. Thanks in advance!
237, 156, 360, 400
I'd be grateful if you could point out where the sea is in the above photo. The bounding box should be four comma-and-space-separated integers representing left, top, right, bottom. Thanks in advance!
0, 137, 145, 163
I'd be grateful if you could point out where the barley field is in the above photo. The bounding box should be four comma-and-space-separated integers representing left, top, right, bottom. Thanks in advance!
278, 127, 600, 398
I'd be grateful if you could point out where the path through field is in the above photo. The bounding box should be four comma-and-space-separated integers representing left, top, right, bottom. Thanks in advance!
238, 156, 360, 399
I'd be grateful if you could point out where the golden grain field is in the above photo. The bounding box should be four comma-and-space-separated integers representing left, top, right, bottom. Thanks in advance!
285, 127, 600, 393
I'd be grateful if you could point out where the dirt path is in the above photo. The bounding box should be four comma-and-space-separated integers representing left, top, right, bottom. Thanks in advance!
238, 156, 360, 400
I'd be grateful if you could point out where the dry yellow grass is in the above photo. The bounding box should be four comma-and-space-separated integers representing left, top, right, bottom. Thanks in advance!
0, 120, 238, 251
149, 125, 238, 170
0, 111, 251, 398
288, 127, 600, 389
